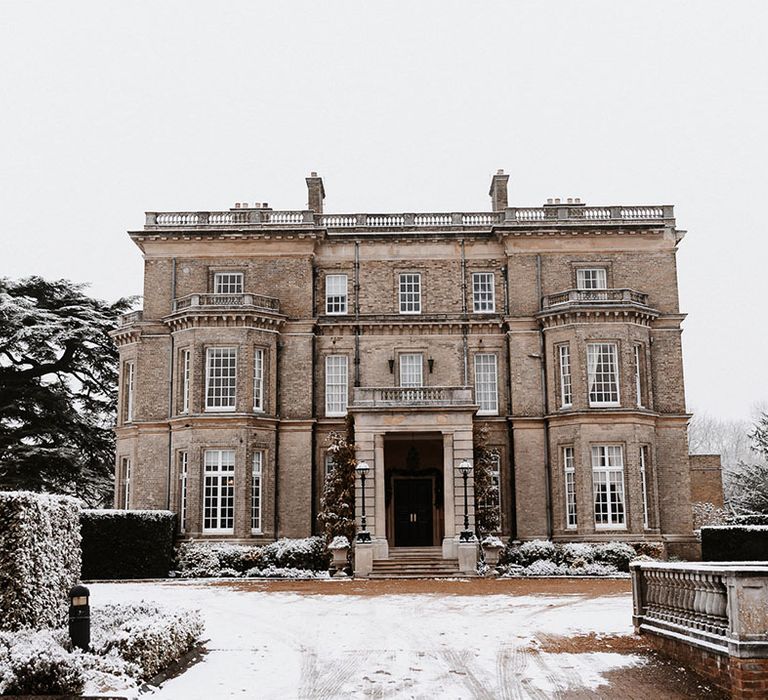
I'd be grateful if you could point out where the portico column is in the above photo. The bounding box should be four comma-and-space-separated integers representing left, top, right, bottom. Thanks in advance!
442, 432, 457, 559
373, 433, 388, 559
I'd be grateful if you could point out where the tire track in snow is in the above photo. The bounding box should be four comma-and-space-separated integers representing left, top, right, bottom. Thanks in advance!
441, 647, 496, 700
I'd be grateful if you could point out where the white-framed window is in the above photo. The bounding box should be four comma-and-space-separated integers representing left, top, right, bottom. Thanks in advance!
325, 355, 348, 416
558, 344, 572, 408
399, 353, 424, 388
251, 451, 263, 534
472, 272, 495, 313
640, 445, 650, 529
563, 446, 577, 529
253, 348, 264, 412
634, 344, 647, 408
205, 347, 237, 411
324, 453, 336, 478
399, 273, 421, 314
474, 353, 498, 415
203, 449, 235, 533
121, 456, 131, 509
325, 274, 348, 315
124, 361, 135, 422
213, 271, 244, 294
179, 451, 188, 533
587, 343, 620, 406
576, 268, 607, 290
180, 349, 190, 414
592, 445, 626, 528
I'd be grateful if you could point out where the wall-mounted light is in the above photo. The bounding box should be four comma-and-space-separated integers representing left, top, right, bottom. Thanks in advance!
388, 359, 395, 373
428, 358, 435, 373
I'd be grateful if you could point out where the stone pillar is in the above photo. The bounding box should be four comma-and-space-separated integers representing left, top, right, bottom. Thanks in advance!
442, 432, 457, 559
373, 433, 388, 559
458, 541, 478, 575
354, 542, 374, 578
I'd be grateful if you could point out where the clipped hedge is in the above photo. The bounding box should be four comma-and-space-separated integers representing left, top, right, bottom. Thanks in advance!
701, 525, 768, 562
0, 491, 81, 631
81, 510, 176, 579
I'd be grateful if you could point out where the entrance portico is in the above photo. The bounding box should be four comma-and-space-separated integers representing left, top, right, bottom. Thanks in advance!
350, 387, 477, 560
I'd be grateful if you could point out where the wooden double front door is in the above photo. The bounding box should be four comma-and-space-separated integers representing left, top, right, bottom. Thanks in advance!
393, 478, 434, 547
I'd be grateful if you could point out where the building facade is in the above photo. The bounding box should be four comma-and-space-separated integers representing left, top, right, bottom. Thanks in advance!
112, 171, 700, 559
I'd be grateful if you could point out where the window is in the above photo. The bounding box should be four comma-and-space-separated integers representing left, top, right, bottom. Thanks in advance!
180, 349, 190, 414
203, 449, 235, 533
474, 354, 498, 415
253, 348, 264, 412
121, 456, 131, 508
564, 447, 577, 529
640, 445, 650, 529
205, 348, 237, 411
123, 361, 135, 422
179, 451, 188, 533
213, 272, 244, 294
324, 453, 336, 478
634, 344, 647, 408
325, 355, 348, 416
576, 268, 607, 290
399, 354, 424, 388
587, 343, 620, 406
251, 451, 263, 534
472, 272, 495, 313
325, 274, 348, 315
558, 344, 572, 408
399, 273, 421, 314
478, 453, 501, 532
592, 445, 625, 528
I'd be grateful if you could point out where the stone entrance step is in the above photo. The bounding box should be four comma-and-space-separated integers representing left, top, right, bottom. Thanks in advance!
368, 547, 467, 579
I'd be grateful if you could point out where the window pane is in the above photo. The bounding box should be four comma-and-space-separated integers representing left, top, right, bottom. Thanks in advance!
325, 274, 348, 315
181, 350, 190, 414
325, 355, 348, 416
179, 452, 188, 533
558, 345, 572, 407
399, 273, 421, 313
587, 343, 620, 405
474, 354, 498, 414
252, 452, 262, 533
399, 354, 423, 388
206, 348, 237, 410
214, 272, 244, 294
576, 268, 607, 290
640, 445, 650, 528
472, 272, 495, 312
203, 449, 235, 532
563, 447, 577, 528
253, 348, 264, 411
591, 445, 625, 527
124, 362, 135, 422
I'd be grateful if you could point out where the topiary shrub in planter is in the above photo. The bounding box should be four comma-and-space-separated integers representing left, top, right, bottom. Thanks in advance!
701, 525, 768, 561
0, 491, 81, 631
81, 509, 176, 579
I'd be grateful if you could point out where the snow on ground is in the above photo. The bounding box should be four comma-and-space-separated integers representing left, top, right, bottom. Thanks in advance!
91, 580, 642, 699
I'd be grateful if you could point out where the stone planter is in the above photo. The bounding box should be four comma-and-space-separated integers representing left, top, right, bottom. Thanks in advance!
482, 544, 503, 567
331, 547, 349, 577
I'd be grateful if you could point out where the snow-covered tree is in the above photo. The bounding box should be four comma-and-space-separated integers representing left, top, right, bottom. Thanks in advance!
0, 277, 135, 505
473, 424, 500, 536
727, 412, 768, 517
317, 417, 357, 542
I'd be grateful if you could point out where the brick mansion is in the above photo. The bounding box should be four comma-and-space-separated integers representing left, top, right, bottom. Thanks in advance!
112, 171, 708, 560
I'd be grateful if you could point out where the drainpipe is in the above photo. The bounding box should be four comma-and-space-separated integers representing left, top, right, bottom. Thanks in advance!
166, 258, 177, 511
460, 239, 468, 385
536, 254, 553, 538
274, 339, 282, 538
505, 323, 517, 540
354, 240, 361, 387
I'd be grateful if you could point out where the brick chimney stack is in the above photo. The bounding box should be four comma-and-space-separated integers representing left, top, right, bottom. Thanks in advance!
489, 169, 509, 212
306, 171, 325, 214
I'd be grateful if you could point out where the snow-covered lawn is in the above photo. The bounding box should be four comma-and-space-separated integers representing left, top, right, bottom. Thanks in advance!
92, 580, 642, 699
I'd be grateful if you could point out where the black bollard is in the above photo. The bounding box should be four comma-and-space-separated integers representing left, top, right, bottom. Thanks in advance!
68, 584, 90, 651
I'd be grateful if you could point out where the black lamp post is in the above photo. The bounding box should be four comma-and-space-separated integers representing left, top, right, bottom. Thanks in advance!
458, 459, 474, 542
356, 460, 371, 543
68, 584, 90, 651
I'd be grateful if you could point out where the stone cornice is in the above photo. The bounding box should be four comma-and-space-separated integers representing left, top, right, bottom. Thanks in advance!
163, 310, 285, 332
537, 306, 659, 329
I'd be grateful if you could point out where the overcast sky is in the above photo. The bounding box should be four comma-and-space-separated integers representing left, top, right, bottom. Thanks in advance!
2, 1, 766, 422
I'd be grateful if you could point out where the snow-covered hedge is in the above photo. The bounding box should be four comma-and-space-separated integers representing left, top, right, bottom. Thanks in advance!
244, 566, 330, 579
0, 603, 202, 696
81, 509, 176, 579
701, 525, 768, 562
0, 491, 81, 631
500, 539, 642, 574
175, 537, 331, 578
501, 560, 621, 577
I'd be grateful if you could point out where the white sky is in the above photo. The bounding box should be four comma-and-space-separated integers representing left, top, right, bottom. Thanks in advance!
1, 1, 766, 422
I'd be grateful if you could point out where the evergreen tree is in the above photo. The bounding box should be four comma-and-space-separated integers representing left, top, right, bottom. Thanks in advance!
727, 412, 768, 516
473, 423, 500, 536
0, 277, 135, 505
317, 416, 357, 541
